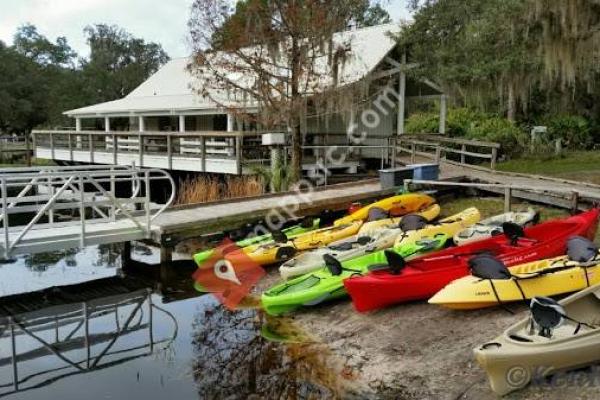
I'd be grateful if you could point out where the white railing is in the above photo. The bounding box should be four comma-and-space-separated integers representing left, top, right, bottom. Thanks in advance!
0, 165, 175, 258
31, 130, 267, 175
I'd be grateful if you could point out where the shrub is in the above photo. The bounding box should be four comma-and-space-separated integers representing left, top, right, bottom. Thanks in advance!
545, 115, 592, 149
446, 108, 488, 137
404, 108, 489, 137
465, 117, 527, 158
405, 112, 439, 134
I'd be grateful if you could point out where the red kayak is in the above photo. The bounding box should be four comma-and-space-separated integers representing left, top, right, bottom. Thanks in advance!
344, 208, 600, 312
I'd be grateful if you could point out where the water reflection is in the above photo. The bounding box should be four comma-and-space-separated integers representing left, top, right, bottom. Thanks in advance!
0, 243, 350, 399
191, 302, 344, 399
0, 289, 177, 398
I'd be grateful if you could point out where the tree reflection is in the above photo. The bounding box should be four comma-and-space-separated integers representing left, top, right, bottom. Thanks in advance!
191, 304, 343, 399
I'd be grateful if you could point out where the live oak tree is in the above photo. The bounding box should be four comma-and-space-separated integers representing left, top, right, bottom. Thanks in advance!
187, 0, 389, 181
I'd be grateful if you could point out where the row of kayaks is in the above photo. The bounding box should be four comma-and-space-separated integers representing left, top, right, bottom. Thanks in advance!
191, 193, 600, 395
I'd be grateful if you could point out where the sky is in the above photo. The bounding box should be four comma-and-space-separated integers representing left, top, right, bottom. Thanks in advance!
0, 0, 412, 59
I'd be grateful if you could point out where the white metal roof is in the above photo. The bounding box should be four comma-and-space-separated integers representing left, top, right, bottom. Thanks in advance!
65, 23, 401, 118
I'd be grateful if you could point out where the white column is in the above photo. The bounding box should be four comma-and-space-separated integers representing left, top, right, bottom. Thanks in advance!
396, 53, 406, 136
75, 118, 82, 131
138, 116, 145, 132
439, 95, 447, 134
179, 115, 186, 132
104, 116, 110, 132
226, 113, 235, 132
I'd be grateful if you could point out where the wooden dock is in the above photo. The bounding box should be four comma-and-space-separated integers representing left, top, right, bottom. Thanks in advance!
398, 156, 600, 210
151, 179, 396, 247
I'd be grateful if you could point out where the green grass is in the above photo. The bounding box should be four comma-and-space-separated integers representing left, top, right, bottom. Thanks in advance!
497, 151, 600, 184
0, 158, 55, 168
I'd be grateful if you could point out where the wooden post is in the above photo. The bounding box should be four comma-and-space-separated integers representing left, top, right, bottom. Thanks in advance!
25, 133, 31, 166
201, 135, 206, 172
460, 144, 466, 164
504, 187, 512, 212
160, 246, 173, 282
570, 191, 579, 215
555, 139, 563, 156
435, 145, 441, 163
410, 142, 416, 163
89, 133, 94, 163
50, 132, 55, 159
68, 133, 73, 161
138, 134, 144, 167
32, 131, 37, 157
112, 134, 118, 164
397, 53, 406, 135
121, 241, 132, 270
491, 147, 498, 170
439, 94, 447, 134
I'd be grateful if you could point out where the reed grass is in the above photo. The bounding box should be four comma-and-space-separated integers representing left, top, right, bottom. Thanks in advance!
175, 175, 264, 205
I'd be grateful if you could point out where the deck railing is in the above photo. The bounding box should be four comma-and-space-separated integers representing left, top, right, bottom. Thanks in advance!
32, 130, 268, 175
396, 133, 500, 169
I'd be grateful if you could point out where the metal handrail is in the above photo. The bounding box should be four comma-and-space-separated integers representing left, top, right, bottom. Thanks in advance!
0, 166, 175, 258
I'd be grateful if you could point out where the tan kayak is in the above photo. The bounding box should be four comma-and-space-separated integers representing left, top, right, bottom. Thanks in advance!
474, 285, 600, 396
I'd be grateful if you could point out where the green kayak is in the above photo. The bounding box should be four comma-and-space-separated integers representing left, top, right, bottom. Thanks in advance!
193, 218, 320, 267
261, 233, 449, 316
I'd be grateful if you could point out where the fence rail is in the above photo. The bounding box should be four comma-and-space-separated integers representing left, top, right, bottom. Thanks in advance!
32, 130, 267, 175
396, 133, 500, 169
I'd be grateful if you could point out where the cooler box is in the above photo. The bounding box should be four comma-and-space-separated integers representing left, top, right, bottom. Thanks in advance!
379, 167, 415, 189
410, 163, 439, 181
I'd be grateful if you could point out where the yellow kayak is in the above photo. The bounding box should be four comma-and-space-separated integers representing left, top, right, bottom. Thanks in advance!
333, 193, 436, 227
429, 236, 600, 310
235, 221, 363, 265
394, 207, 481, 248
359, 203, 441, 234
234, 193, 436, 266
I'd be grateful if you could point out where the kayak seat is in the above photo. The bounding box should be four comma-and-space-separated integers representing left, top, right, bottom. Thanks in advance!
502, 222, 525, 246
323, 254, 343, 276
270, 229, 289, 244
300, 216, 315, 228
469, 254, 512, 280
530, 297, 566, 338
276, 246, 296, 261
357, 236, 373, 245
329, 242, 354, 251
398, 214, 428, 231
567, 236, 598, 262
367, 207, 389, 222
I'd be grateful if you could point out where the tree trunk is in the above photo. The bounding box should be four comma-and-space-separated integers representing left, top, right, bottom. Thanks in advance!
507, 84, 516, 122
289, 38, 302, 182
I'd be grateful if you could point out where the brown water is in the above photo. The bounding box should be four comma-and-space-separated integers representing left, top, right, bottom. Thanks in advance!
0, 245, 342, 400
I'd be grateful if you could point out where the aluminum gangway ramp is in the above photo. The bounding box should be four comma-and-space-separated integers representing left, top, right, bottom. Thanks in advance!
0, 165, 174, 259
